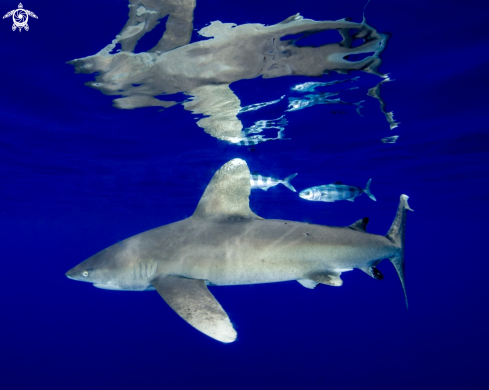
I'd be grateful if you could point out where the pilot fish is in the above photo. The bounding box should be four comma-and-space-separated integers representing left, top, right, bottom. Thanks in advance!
299, 179, 376, 202
250, 173, 298, 192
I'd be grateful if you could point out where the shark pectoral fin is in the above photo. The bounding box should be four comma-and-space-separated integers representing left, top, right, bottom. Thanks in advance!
309, 272, 343, 287
151, 275, 237, 343
297, 279, 319, 289
192, 159, 263, 220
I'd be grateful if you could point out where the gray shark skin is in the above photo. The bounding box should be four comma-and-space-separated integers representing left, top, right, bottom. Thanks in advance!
66, 159, 412, 343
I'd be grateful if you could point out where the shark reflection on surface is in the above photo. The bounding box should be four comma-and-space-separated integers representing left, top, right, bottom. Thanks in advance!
68, 0, 389, 142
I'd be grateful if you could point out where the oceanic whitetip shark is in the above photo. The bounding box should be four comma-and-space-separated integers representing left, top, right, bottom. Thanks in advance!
66, 159, 412, 343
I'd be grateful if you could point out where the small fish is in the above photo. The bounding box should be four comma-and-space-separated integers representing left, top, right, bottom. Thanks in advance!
381, 135, 399, 144
299, 179, 376, 202
250, 173, 298, 192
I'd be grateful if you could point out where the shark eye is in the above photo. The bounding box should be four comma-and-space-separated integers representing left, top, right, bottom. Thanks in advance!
82, 271, 89, 277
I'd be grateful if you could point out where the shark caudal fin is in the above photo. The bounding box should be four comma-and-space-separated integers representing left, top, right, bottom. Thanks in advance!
281, 173, 298, 192
364, 178, 376, 201
386, 195, 413, 309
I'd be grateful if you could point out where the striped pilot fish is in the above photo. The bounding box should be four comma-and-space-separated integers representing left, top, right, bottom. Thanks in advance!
299, 179, 376, 202
250, 173, 298, 192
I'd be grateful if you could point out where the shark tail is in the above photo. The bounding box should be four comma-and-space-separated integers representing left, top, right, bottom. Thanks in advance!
386, 195, 413, 309
281, 173, 298, 192
364, 178, 376, 201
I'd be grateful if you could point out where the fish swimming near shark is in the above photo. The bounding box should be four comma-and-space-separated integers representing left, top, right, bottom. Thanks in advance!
66, 159, 412, 343
299, 179, 376, 202
250, 173, 298, 192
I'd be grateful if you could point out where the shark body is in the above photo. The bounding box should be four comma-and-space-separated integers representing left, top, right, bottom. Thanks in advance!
66, 159, 412, 343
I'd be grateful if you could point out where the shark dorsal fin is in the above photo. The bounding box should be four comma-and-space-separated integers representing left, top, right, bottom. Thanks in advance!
348, 217, 369, 232
193, 159, 263, 220
333, 180, 343, 185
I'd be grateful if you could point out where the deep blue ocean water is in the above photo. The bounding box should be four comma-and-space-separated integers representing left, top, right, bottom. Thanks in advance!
1, 0, 488, 388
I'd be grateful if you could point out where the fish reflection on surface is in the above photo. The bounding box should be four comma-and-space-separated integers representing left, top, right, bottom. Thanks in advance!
287, 93, 365, 116
232, 132, 290, 146
243, 116, 287, 135
68, 0, 389, 142
228, 116, 289, 146
381, 135, 399, 144
238, 96, 285, 114
291, 77, 359, 92
287, 77, 363, 114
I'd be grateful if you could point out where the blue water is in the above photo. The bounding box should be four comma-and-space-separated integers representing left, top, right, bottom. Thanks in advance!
1, 0, 488, 388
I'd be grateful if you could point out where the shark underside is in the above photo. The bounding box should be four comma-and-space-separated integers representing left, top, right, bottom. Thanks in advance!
66, 159, 412, 343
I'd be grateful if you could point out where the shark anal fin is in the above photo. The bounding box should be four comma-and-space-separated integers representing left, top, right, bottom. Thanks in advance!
151, 275, 237, 343
308, 272, 343, 287
297, 279, 319, 289
193, 159, 262, 220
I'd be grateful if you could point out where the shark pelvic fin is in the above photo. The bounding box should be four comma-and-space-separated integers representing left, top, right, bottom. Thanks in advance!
297, 279, 319, 289
151, 275, 237, 343
193, 159, 263, 220
308, 272, 343, 287
348, 217, 369, 232
386, 195, 413, 309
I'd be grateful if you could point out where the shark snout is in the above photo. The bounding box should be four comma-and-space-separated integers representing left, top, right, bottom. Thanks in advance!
65, 264, 90, 282
65, 267, 78, 280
